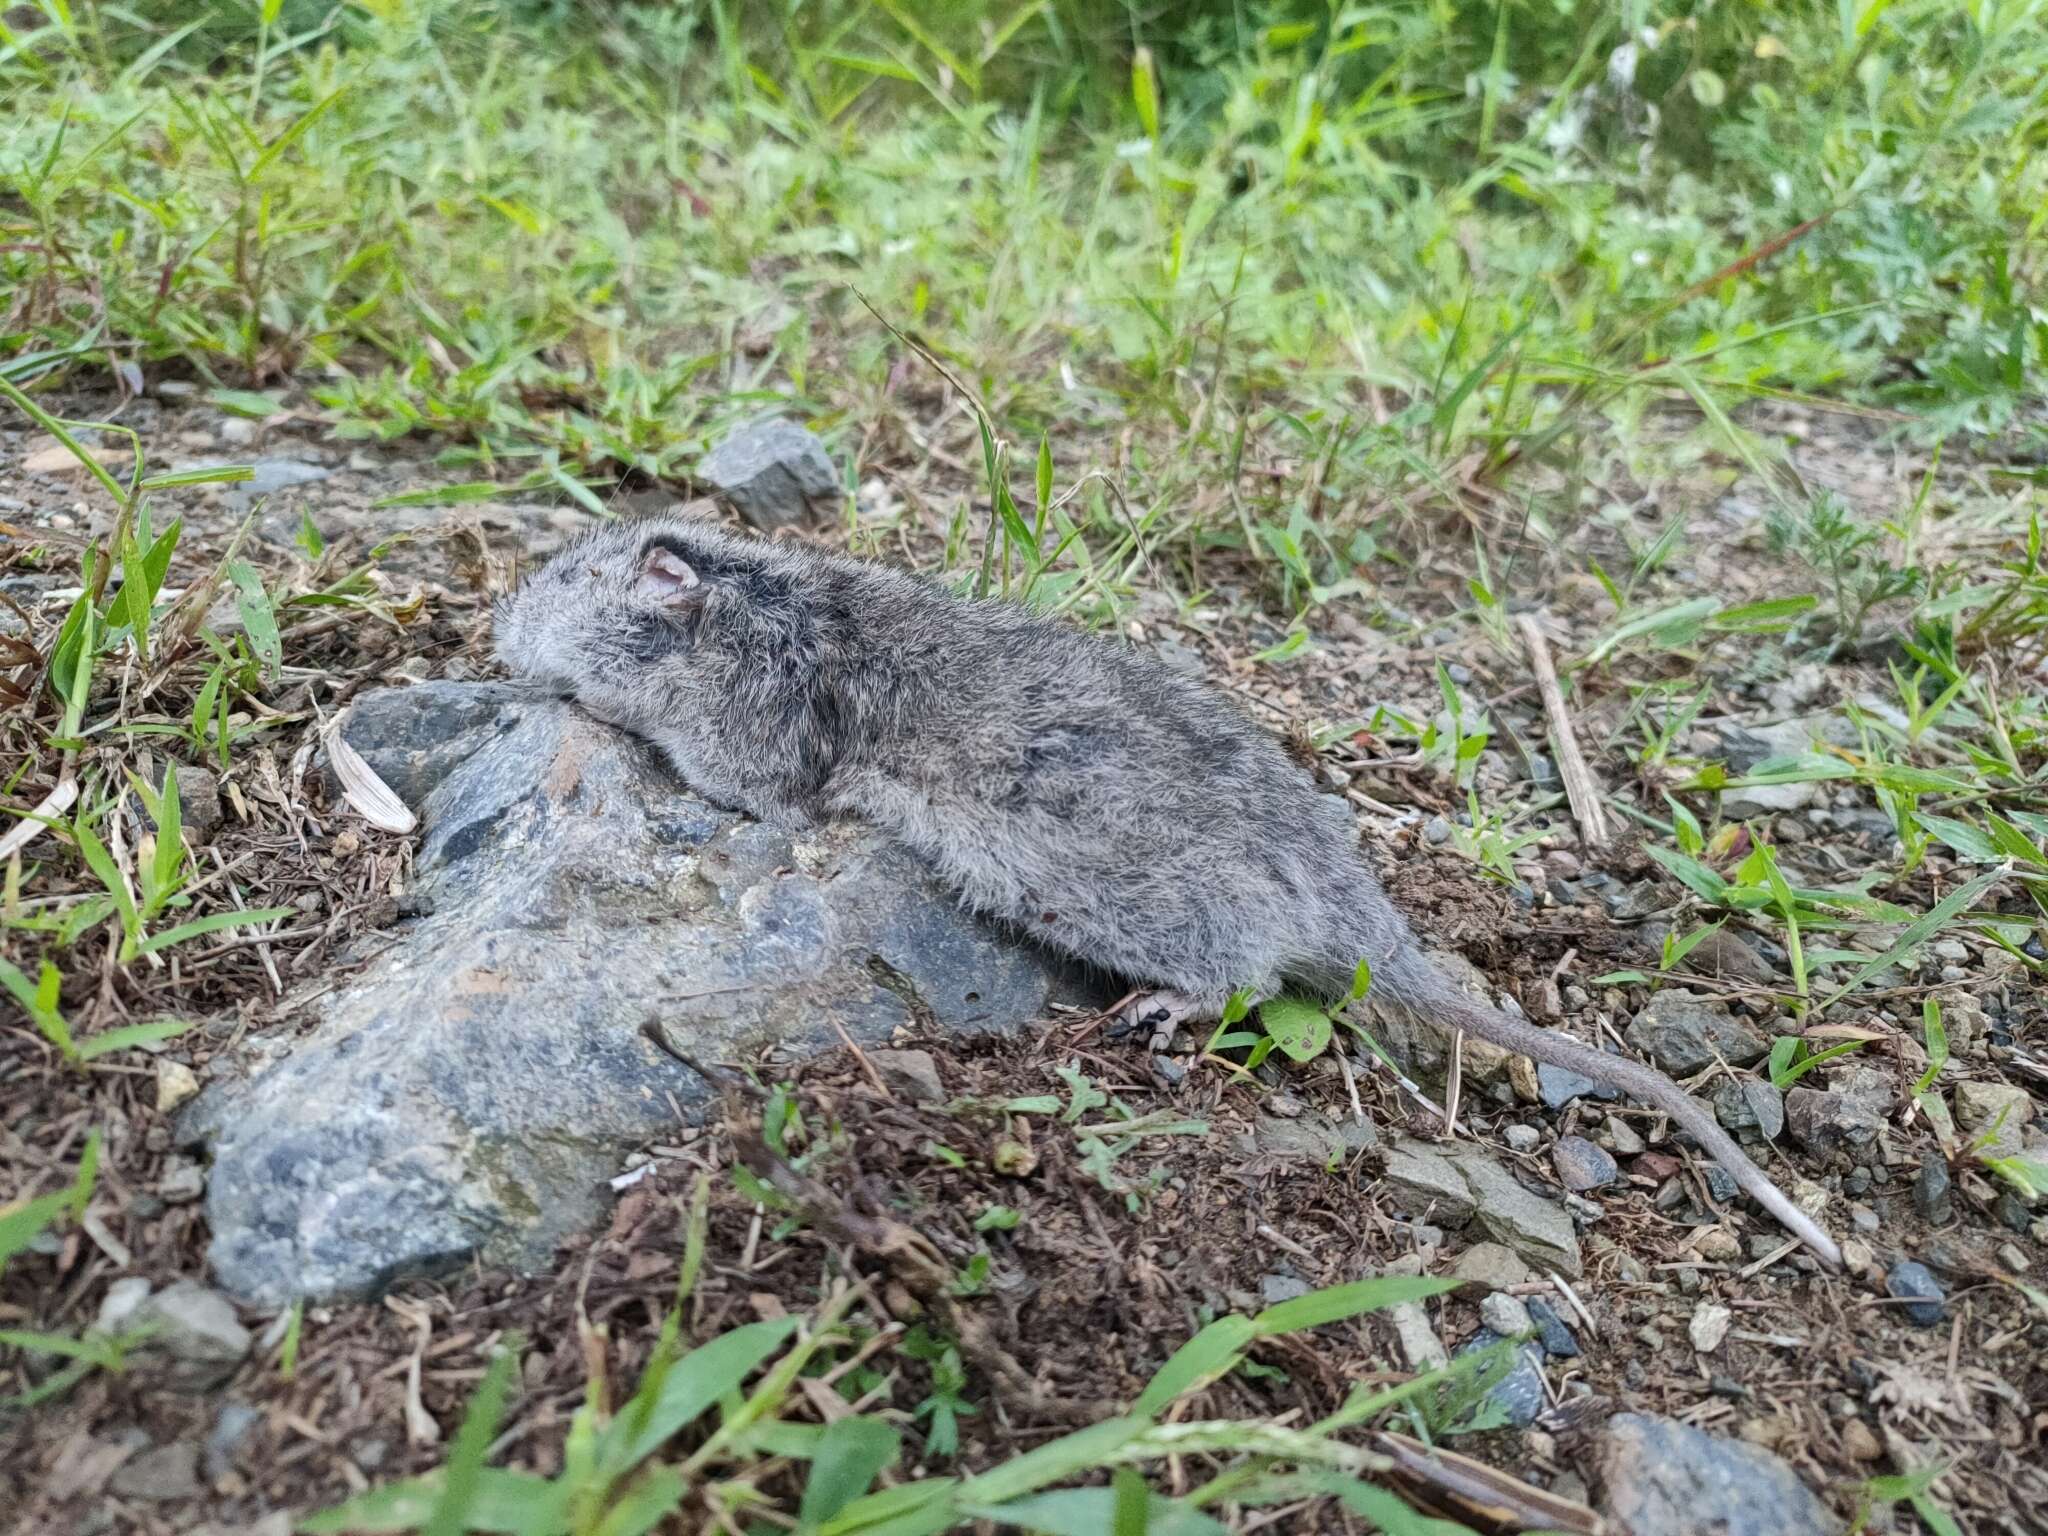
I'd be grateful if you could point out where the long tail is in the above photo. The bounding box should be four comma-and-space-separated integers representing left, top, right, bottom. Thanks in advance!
1378, 956, 1842, 1269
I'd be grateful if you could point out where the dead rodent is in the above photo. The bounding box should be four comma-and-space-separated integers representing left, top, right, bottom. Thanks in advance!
494, 513, 1840, 1267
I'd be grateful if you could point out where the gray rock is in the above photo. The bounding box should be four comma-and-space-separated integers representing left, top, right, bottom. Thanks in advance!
697, 416, 840, 531
1480, 1291, 1532, 1337
1449, 1147, 1583, 1277
1525, 1297, 1580, 1357
1382, 1139, 1478, 1222
1236, 1113, 1375, 1168
204, 1401, 262, 1482
1260, 1273, 1311, 1305
1362, 950, 1520, 1088
1886, 1261, 1946, 1327
1388, 1299, 1448, 1371
109, 1441, 201, 1502
1784, 1066, 1891, 1153
1625, 992, 1768, 1076
1955, 1081, 2033, 1157
1503, 1123, 1541, 1154
867, 1048, 945, 1104
1458, 1328, 1547, 1428
131, 1281, 252, 1391
1538, 1060, 1620, 1109
1913, 1160, 1952, 1224
1712, 1078, 1784, 1140
1450, 1241, 1530, 1291
97, 1277, 154, 1335
1593, 1412, 1840, 1536
1552, 1135, 1618, 1191
1605, 1115, 1646, 1156
189, 682, 1093, 1305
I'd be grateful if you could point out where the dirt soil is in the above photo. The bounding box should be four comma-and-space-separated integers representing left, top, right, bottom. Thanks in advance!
2, 389, 2045, 1535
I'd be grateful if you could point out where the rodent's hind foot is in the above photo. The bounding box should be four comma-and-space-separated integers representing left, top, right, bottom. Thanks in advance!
1109, 988, 1228, 1052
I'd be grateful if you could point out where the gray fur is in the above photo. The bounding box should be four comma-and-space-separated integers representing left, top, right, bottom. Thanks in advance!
494, 513, 1840, 1267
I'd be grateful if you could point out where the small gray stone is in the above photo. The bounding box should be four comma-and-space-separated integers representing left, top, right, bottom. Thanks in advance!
1260, 1273, 1311, 1305
1423, 814, 1453, 845
1450, 1241, 1530, 1292
1480, 1291, 1533, 1337
1388, 1300, 1448, 1371
1538, 1060, 1619, 1109
1886, 1261, 1946, 1327
216, 417, 259, 446
698, 416, 840, 531
1605, 1115, 1646, 1156
1784, 1066, 1891, 1152
1625, 992, 1768, 1076
1503, 1123, 1541, 1154
1593, 1412, 1840, 1536
109, 1441, 201, 1501
1382, 1139, 1477, 1222
205, 1401, 262, 1481
1712, 1078, 1784, 1140
867, 1048, 945, 1104
1702, 1164, 1739, 1205
1955, 1081, 2032, 1157
1525, 1298, 1580, 1357
159, 1160, 206, 1204
133, 1281, 252, 1391
1552, 1135, 1618, 1191
97, 1277, 154, 1335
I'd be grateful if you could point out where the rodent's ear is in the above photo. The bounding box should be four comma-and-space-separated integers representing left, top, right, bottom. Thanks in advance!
640, 546, 705, 607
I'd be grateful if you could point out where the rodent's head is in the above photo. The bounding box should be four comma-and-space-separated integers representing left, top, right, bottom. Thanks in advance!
493, 516, 747, 700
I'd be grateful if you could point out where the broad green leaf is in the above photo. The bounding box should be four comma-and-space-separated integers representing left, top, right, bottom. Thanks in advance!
800, 1417, 902, 1527
1260, 998, 1332, 1062
603, 1317, 799, 1469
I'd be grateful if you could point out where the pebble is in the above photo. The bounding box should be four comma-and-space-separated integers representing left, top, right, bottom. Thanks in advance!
205, 1401, 262, 1481
1538, 1061, 1618, 1109
1932, 939, 1968, 962
1552, 1135, 1619, 1191
109, 1441, 201, 1501
1503, 1123, 1541, 1154
217, 417, 259, 446
1841, 1419, 1883, 1462
1450, 1241, 1531, 1292
867, 1048, 945, 1104
1703, 1165, 1739, 1205
1260, 1273, 1311, 1305
1604, 1116, 1645, 1156
1423, 814, 1453, 845
1688, 1300, 1732, 1352
1913, 1160, 1952, 1224
1850, 1204, 1880, 1234
1885, 1260, 1947, 1327
1692, 1228, 1741, 1262
1480, 1291, 1533, 1337
1525, 1298, 1581, 1357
